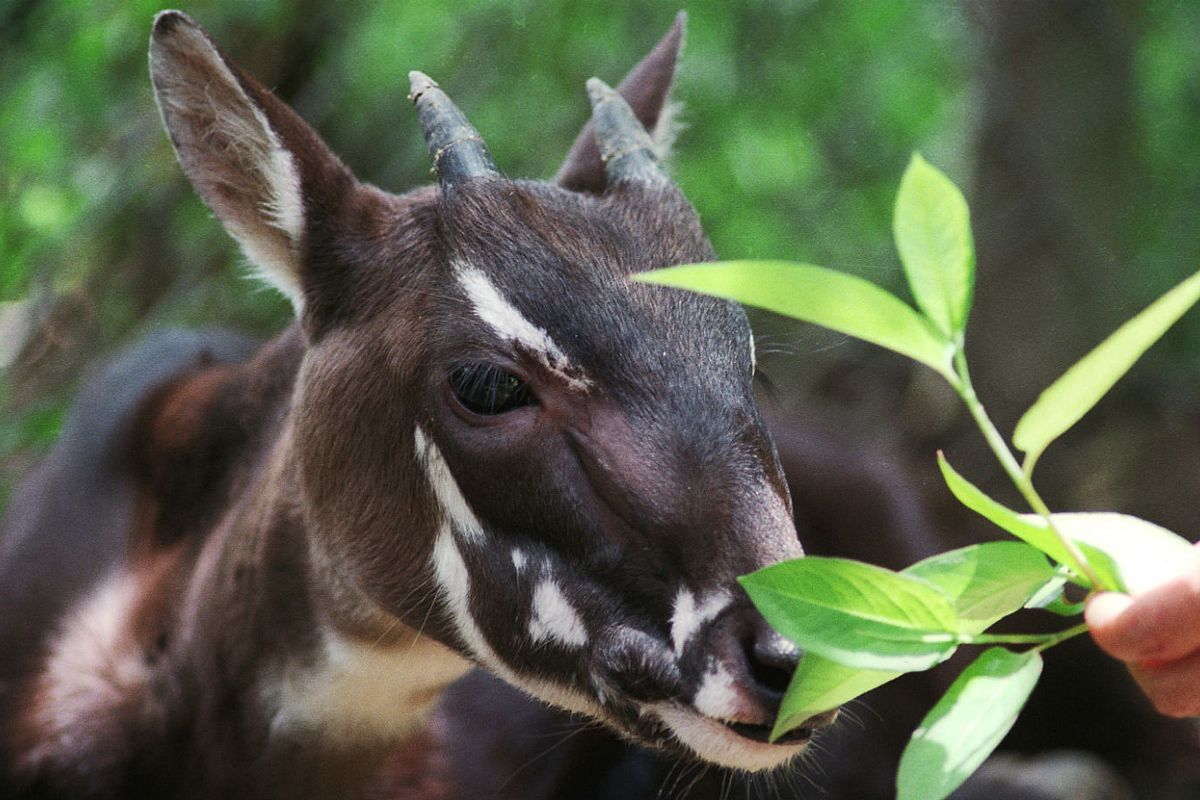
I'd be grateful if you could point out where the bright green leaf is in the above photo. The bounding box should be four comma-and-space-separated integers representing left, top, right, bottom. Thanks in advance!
773, 657, 896, 740
893, 153, 974, 337
1019, 512, 1195, 596
772, 542, 1051, 737
906, 542, 1055, 628
1013, 269, 1200, 463
740, 557, 960, 672
896, 648, 1043, 800
937, 454, 1123, 591
635, 260, 954, 380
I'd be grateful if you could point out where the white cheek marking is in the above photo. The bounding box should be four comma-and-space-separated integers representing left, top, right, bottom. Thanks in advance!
528, 580, 588, 648
671, 588, 732, 656
415, 429, 603, 719
511, 548, 528, 572
649, 703, 809, 772
414, 426, 484, 542
264, 630, 470, 742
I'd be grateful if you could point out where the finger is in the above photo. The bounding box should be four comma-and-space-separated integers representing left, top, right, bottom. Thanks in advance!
1087, 573, 1200, 664
1128, 648, 1200, 718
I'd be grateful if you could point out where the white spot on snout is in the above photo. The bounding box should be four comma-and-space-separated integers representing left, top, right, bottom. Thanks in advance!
529, 580, 589, 648
671, 588, 732, 656
693, 662, 741, 720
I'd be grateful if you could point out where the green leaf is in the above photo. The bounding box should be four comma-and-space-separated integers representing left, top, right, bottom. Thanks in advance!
773, 657, 897, 740
937, 454, 1123, 591
635, 260, 954, 380
771, 542, 1051, 737
897, 648, 1043, 800
740, 557, 960, 672
906, 542, 1055, 628
1019, 512, 1195, 595
1013, 269, 1200, 463
893, 153, 975, 337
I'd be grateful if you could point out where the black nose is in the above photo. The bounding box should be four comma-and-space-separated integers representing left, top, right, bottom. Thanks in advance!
747, 614, 801, 698
705, 606, 801, 721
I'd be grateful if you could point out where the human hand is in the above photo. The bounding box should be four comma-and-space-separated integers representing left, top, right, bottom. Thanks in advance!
1085, 544, 1200, 718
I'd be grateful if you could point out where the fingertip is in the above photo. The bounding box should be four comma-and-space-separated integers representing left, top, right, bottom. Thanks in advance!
1085, 591, 1134, 630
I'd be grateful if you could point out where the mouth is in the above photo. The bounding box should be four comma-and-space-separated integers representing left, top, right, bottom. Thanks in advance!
647, 704, 818, 772
722, 720, 814, 746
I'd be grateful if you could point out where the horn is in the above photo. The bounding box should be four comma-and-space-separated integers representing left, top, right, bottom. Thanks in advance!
408, 71, 500, 188
585, 77, 670, 188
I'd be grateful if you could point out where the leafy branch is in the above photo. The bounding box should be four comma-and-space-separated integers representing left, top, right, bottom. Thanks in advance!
636, 153, 1200, 800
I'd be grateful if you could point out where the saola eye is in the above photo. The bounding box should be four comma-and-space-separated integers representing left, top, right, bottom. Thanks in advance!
449, 363, 535, 415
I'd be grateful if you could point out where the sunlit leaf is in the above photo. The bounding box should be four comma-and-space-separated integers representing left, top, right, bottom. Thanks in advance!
635, 260, 954, 380
772, 542, 1052, 737
893, 153, 974, 337
1013, 269, 1200, 463
740, 557, 960, 672
1019, 512, 1194, 595
906, 542, 1055, 627
937, 453, 1123, 591
896, 648, 1042, 800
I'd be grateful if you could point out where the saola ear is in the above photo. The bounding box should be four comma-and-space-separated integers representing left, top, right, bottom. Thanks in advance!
555, 11, 686, 193
149, 10, 354, 315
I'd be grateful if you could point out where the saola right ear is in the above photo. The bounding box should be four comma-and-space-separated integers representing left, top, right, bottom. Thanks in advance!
555, 11, 686, 193
149, 10, 354, 316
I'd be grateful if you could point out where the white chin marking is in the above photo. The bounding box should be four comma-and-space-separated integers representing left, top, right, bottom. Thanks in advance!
652, 705, 807, 772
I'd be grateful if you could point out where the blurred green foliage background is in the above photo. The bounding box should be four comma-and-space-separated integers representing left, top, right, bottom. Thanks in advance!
2, 1, 1200, 513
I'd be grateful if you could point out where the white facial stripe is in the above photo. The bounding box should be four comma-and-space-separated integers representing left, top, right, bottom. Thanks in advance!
414, 426, 484, 542
416, 429, 602, 719
528, 579, 588, 648
650, 703, 808, 772
455, 264, 567, 364
671, 588, 732, 656
749, 331, 757, 373
511, 548, 528, 572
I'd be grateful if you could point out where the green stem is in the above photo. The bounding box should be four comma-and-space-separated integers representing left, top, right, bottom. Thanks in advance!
957, 622, 1090, 652
950, 342, 1109, 591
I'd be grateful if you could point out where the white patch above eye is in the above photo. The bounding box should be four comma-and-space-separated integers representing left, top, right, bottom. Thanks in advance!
454, 263, 590, 390
671, 588, 732, 656
528, 580, 588, 648
455, 264, 566, 363
413, 426, 484, 542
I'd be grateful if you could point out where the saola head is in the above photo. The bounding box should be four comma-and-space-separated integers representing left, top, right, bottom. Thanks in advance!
149, 10, 828, 772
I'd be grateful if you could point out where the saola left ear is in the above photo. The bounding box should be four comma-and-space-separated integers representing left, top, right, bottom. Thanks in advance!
555, 11, 686, 193
149, 10, 356, 316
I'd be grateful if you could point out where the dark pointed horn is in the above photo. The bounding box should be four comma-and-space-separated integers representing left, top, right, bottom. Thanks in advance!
586, 77, 670, 188
408, 71, 500, 188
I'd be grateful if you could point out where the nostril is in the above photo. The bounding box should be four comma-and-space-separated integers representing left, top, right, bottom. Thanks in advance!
746, 632, 799, 697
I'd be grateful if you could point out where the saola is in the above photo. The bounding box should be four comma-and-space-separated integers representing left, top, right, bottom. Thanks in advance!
0, 10, 833, 799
